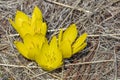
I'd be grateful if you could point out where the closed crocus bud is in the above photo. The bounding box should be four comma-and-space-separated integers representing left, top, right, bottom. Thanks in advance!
9, 6, 47, 38
35, 36, 63, 71
14, 34, 46, 60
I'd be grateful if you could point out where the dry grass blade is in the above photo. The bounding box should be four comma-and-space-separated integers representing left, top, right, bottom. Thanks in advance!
0, 0, 120, 80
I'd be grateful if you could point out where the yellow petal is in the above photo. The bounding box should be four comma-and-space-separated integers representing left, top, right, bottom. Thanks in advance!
35, 20, 47, 35
23, 34, 34, 49
36, 38, 49, 57
31, 6, 43, 27
36, 36, 63, 71
51, 48, 63, 71
15, 10, 30, 27
63, 24, 78, 44
25, 34, 45, 60
9, 18, 32, 38
72, 33, 87, 49
9, 19, 19, 32
19, 22, 33, 38
34, 20, 41, 33
35, 41, 50, 70
41, 22, 47, 36
60, 40, 72, 58
49, 36, 63, 70
33, 6, 43, 21
33, 34, 46, 49
21, 34, 46, 60
49, 36, 57, 54
58, 29, 63, 46
23, 34, 44, 48
14, 41, 29, 59
27, 48, 39, 60
73, 42, 87, 54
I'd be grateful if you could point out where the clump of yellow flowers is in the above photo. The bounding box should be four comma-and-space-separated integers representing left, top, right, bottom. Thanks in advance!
9, 6, 87, 71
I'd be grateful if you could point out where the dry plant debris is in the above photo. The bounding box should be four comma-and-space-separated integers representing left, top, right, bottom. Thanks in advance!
0, 0, 120, 80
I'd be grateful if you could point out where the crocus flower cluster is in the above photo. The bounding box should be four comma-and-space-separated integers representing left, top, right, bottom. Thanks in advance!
9, 6, 87, 71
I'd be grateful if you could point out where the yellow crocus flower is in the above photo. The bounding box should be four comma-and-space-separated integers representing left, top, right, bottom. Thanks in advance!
9, 6, 47, 38
58, 24, 87, 58
9, 6, 88, 71
35, 36, 63, 71
14, 34, 46, 60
